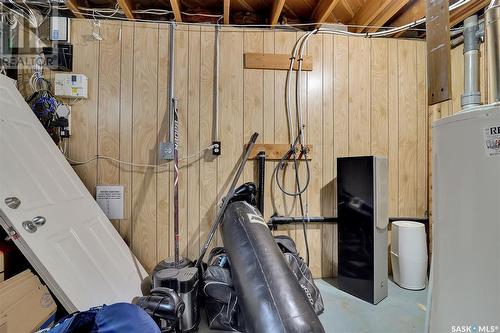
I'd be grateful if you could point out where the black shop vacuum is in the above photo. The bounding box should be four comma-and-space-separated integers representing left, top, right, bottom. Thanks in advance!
132, 131, 259, 332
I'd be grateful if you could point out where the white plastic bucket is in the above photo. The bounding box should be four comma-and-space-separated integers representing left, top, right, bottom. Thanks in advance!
391, 221, 427, 290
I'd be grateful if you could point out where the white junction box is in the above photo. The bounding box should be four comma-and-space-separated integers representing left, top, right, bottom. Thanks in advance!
54, 73, 88, 98
50, 16, 70, 42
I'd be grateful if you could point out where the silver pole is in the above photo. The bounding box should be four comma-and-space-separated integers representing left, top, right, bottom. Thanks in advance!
168, 22, 176, 142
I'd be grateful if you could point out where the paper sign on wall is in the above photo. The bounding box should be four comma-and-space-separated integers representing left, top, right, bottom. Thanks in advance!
96, 186, 124, 220
484, 126, 500, 157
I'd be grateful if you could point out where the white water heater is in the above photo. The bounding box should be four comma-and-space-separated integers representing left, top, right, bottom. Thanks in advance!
427, 104, 500, 332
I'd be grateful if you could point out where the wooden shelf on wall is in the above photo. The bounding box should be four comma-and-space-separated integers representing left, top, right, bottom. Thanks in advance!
245, 144, 313, 160
244, 53, 313, 71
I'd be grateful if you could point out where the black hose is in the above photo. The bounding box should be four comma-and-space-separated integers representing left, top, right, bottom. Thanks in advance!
274, 134, 311, 197
273, 131, 311, 266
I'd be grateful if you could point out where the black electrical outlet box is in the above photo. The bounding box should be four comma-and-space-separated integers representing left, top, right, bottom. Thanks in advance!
212, 141, 221, 155
42, 43, 73, 72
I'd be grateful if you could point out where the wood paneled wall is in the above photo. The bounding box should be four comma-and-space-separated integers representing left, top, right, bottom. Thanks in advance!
46, 20, 428, 277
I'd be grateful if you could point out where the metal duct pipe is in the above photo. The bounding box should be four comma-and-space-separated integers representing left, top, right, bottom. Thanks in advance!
486, 0, 500, 103
461, 15, 481, 109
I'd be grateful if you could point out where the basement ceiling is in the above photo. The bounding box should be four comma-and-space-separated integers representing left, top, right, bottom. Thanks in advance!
54, 1, 495, 34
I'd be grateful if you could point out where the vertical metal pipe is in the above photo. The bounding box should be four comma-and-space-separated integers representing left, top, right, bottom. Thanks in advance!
461, 15, 481, 109
168, 22, 176, 142
213, 25, 221, 142
257, 152, 266, 215
486, 0, 500, 103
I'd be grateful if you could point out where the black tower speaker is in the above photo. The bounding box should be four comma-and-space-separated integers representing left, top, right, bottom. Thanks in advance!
337, 156, 388, 304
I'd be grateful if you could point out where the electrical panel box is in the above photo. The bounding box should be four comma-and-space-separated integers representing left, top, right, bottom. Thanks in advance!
54, 74, 88, 98
50, 16, 70, 42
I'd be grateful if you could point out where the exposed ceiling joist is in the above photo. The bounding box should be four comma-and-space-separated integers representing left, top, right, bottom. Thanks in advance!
311, 0, 341, 27
224, 0, 230, 24
350, 0, 396, 32
390, 0, 425, 37
391, 0, 489, 37
65, 0, 83, 19
366, 0, 410, 32
270, 0, 286, 26
117, 0, 135, 20
169, 0, 183, 22
449, 0, 490, 27
390, 0, 425, 27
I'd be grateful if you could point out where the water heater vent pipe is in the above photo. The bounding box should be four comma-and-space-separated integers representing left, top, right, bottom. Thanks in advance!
461, 15, 482, 109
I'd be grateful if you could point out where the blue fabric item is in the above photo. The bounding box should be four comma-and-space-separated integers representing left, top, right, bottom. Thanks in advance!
43, 303, 160, 333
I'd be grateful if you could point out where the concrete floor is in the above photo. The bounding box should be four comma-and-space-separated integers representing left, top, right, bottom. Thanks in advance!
199, 278, 428, 333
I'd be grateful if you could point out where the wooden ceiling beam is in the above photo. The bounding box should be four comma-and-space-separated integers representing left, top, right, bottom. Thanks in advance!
224, 0, 230, 24
169, 0, 182, 22
449, 0, 490, 27
390, 0, 425, 27
65, 0, 84, 19
390, 0, 489, 37
366, 0, 410, 32
311, 0, 341, 27
350, 0, 395, 32
270, 0, 286, 26
117, 0, 134, 20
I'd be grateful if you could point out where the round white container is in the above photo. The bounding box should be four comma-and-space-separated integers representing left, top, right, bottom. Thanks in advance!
391, 221, 427, 290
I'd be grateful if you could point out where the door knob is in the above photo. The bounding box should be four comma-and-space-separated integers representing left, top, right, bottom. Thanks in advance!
22, 221, 37, 233
4, 197, 21, 209
32, 216, 46, 226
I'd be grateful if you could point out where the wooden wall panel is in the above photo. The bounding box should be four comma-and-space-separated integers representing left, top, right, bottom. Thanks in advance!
175, 26, 189, 256
131, 23, 159, 272
388, 39, 399, 217
97, 22, 121, 230
397, 40, 418, 217
321, 34, 334, 278
332, 35, 349, 276
199, 26, 218, 257
416, 42, 428, 217
371, 39, 389, 158
217, 29, 244, 247
187, 25, 201, 260
272, 31, 298, 240
119, 22, 135, 245
60, 20, 429, 278
156, 24, 170, 261
69, 20, 99, 195
262, 31, 276, 221
303, 34, 323, 277
348, 37, 371, 157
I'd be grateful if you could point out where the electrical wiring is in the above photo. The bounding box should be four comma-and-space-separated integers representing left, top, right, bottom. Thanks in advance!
36, 0, 473, 33
66, 144, 216, 168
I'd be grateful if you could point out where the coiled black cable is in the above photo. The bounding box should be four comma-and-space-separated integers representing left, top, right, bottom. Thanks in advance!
274, 131, 311, 266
